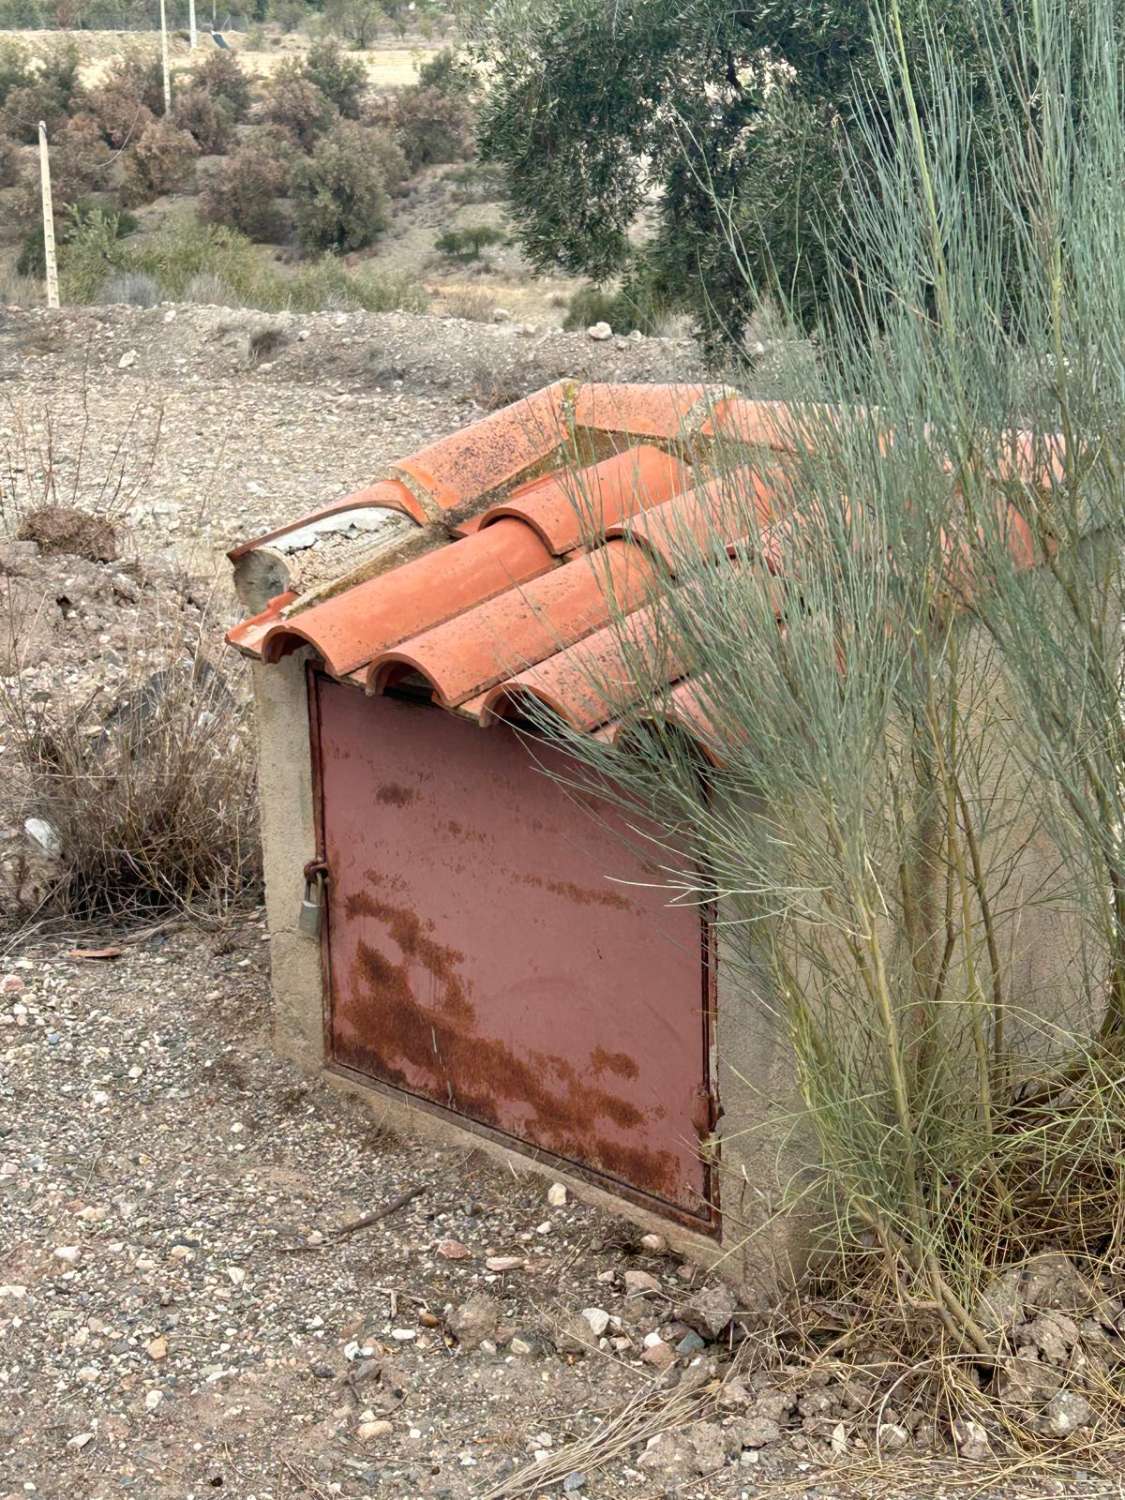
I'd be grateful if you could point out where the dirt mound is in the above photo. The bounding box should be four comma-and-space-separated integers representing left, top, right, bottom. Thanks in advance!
17, 503, 117, 561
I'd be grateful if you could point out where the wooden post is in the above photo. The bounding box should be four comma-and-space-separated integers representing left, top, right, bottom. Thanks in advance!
160, 0, 172, 113
189, 0, 197, 49
38, 121, 58, 311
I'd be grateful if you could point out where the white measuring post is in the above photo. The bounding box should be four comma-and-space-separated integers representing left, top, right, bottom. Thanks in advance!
189, 0, 197, 49
160, 0, 172, 113
38, 121, 59, 310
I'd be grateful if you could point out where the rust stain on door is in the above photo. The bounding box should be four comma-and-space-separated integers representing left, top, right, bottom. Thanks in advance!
316, 676, 712, 1218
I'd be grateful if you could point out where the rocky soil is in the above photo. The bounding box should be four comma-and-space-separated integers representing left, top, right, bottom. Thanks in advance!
0, 303, 1115, 1499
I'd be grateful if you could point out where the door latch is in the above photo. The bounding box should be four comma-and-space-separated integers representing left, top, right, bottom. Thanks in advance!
299, 860, 328, 938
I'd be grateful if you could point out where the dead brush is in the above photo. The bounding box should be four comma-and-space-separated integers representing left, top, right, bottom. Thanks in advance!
0, 380, 163, 543
0, 628, 261, 925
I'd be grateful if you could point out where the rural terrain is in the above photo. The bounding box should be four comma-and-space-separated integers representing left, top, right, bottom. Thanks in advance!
2, 7, 1124, 1497
0, 298, 1110, 1500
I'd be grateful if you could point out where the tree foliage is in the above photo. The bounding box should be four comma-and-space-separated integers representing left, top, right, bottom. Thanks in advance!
472, 0, 1028, 353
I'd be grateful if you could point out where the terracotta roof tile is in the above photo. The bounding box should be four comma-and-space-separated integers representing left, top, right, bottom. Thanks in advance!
366, 538, 660, 706
571, 382, 717, 439
607, 465, 787, 572
259, 518, 554, 677
389, 381, 570, 518
478, 444, 693, 555
226, 381, 1056, 767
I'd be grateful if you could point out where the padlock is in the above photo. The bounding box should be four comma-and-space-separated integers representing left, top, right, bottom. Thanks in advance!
299, 871, 324, 938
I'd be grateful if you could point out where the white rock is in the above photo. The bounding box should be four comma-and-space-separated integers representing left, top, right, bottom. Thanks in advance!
118, 350, 137, 370
390, 1328, 416, 1341
547, 1183, 568, 1207
145, 1390, 163, 1411
951, 1416, 991, 1461
357, 1419, 393, 1440
623, 1270, 661, 1295
640, 1233, 668, 1253
0, 1285, 27, 1299
1044, 1389, 1092, 1437
877, 1422, 910, 1453
485, 1256, 525, 1272
586, 321, 613, 341
226, 1267, 246, 1286
54, 1246, 80, 1264
491, 307, 513, 323
67, 1432, 95, 1449
581, 1307, 610, 1337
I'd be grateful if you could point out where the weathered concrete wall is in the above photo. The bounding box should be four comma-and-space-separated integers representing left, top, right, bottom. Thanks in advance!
251, 651, 323, 1066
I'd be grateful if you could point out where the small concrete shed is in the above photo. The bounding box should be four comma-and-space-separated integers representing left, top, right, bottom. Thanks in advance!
227, 381, 803, 1271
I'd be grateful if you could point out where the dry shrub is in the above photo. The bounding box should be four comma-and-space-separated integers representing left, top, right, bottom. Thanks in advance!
12, 113, 111, 223
199, 132, 291, 242
302, 36, 366, 119
17, 504, 117, 561
100, 47, 166, 119
190, 48, 252, 122
291, 120, 390, 253
87, 80, 155, 150
0, 134, 17, 187
261, 60, 336, 151
0, 41, 83, 144
445, 287, 497, 322
172, 86, 235, 156
393, 83, 473, 171
122, 118, 200, 206
0, 641, 261, 923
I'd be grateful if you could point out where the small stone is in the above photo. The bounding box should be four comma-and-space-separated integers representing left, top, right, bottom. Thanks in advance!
144, 1390, 163, 1411
1044, 1389, 1093, 1437
586, 321, 613, 341
677, 1282, 736, 1339
739, 1416, 781, 1448
1, 975, 24, 994
357, 1419, 393, 1441
418, 1309, 440, 1328
145, 1336, 168, 1361
878, 1422, 910, 1453
53, 1245, 80, 1264
639, 1233, 667, 1253
0, 1285, 27, 1299
437, 1239, 471, 1260
830, 1422, 848, 1456
581, 1308, 610, 1337
226, 1267, 245, 1287
448, 1293, 500, 1351
390, 1328, 416, 1341
951, 1416, 991, 1461
676, 1330, 706, 1355
118, 350, 137, 369
485, 1256, 525, 1272
628, 329, 645, 342
623, 1270, 661, 1295
491, 307, 513, 323
68, 1432, 95, 1450
637, 1430, 699, 1479
509, 1332, 542, 1356
640, 1338, 676, 1370
562, 1472, 586, 1492
547, 1183, 568, 1207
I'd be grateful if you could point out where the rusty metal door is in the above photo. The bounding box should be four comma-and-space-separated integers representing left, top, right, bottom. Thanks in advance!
314, 675, 714, 1224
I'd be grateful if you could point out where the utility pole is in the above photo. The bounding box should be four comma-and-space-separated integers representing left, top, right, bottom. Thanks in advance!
38, 122, 58, 310
189, 0, 197, 49
159, 0, 172, 113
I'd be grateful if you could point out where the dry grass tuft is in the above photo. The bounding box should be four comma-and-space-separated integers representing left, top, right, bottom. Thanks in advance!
0, 630, 261, 926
